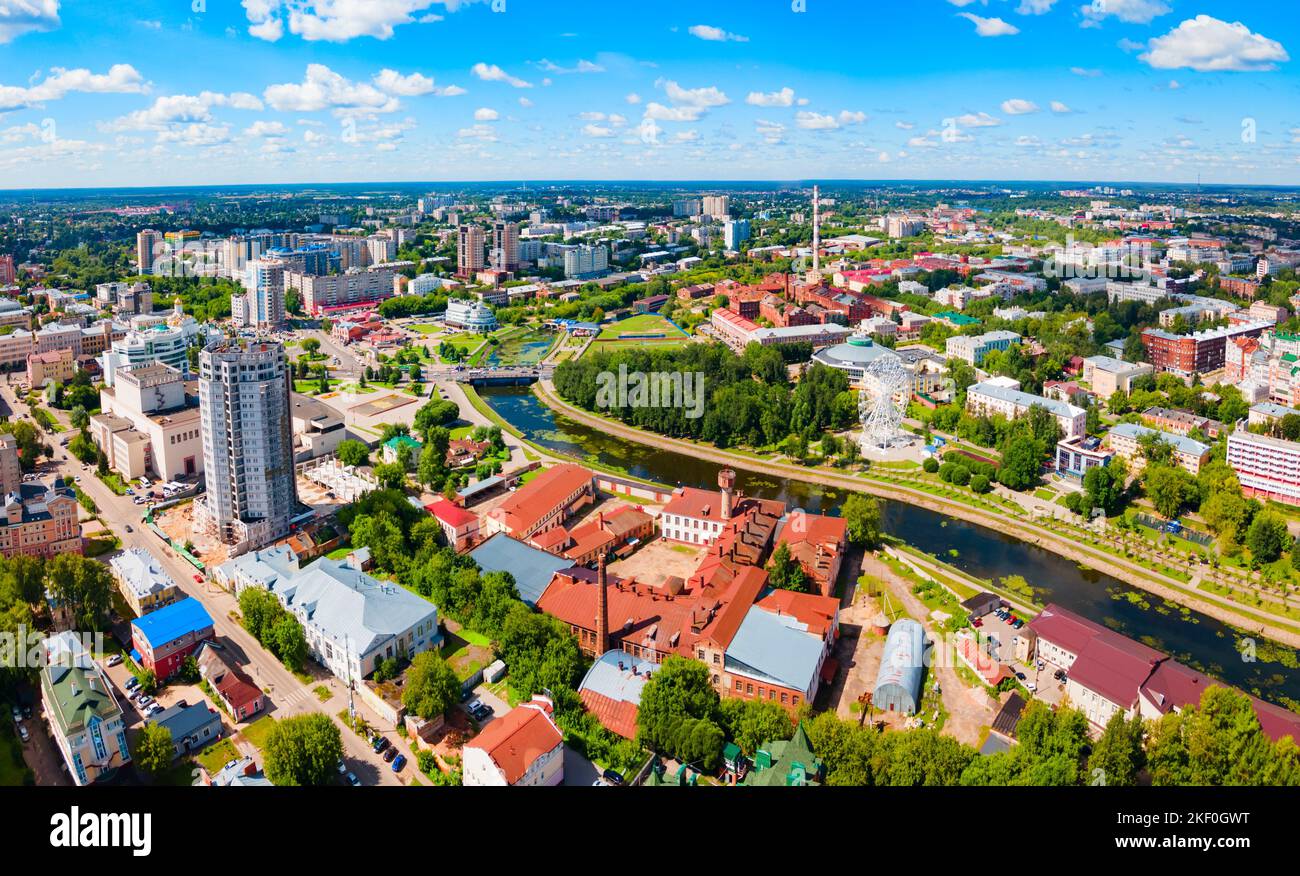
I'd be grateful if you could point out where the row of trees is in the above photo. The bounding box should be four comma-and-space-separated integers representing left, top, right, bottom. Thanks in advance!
237, 588, 308, 673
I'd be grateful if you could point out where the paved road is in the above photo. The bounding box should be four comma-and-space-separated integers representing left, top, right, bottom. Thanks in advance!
0, 381, 404, 786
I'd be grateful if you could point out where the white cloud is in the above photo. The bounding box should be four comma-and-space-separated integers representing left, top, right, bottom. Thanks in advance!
1070, 66, 1102, 77
1141, 15, 1289, 72
244, 120, 288, 137
795, 111, 838, 130
955, 111, 1001, 127
242, 0, 478, 43
1050, 100, 1073, 113
471, 62, 533, 88
674, 129, 699, 142
474, 107, 499, 121
1015, 0, 1057, 13
583, 124, 615, 138
688, 24, 748, 43
660, 80, 729, 108
1081, 0, 1171, 26
1001, 98, 1039, 115
157, 123, 232, 147
0, 0, 60, 44
957, 13, 1019, 37
838, 110, 867, 125
745, 87, 795, 107
104, 91, 263, 132
518, 97, 533, 107
0, 64, 148, 112
896, 121, 915, 130
1016, 135, 1043, 147
536, 58, 604, 74
643, 102, 703, 122
372, 69, 461, 97
456, 122, 496, 141
264, 64, 401, 115
754, 119, 785, 144
625, 92, 642, 105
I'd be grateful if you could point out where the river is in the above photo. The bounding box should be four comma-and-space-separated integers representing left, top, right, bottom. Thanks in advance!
479, 384, 1300, 709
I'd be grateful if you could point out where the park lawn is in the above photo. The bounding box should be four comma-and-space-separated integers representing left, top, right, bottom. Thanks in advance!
239, 716, 278, 752
596, 313, 686, 341
194, 738, 241, 775
408, 324, 441, 335
326, 542, 353, 560
439, 632, 492, 682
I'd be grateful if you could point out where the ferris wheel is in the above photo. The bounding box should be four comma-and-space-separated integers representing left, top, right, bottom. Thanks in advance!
858, 355, 911, 453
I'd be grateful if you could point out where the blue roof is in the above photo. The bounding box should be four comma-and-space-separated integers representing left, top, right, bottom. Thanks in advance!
131, 597, 214, 647
724, 606, 825, 694
469, 533, 573, 606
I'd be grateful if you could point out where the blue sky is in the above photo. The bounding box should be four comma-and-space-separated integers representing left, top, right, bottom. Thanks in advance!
0, 0, 1297, 188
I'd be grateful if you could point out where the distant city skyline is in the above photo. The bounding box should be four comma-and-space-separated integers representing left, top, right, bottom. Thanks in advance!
0, 0, 1296, 188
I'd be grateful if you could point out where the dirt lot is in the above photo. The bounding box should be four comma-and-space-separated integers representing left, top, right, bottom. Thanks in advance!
155, 502, 229, 569
609, 537, 705, 587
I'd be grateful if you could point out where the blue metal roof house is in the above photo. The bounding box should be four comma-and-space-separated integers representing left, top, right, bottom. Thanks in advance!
873, 619, 926, 715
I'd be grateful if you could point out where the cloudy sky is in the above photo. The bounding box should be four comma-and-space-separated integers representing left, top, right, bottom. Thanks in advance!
0, 0, 1297, 188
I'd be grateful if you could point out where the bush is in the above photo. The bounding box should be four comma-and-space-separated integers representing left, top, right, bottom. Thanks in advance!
922, 457, 939, 473
950, 464, 971, 487
970, 474, 991, 494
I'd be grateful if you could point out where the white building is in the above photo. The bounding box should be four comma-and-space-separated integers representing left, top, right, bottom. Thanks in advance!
445, 299, 497, 333
195, 340, 297, 551
1228, 429, 1300, 507
946, 330, 1021, 366
462, 696, 564, 787
215, 547, 440, 682
564, 244, 609, 279
966, 381, 1087, 440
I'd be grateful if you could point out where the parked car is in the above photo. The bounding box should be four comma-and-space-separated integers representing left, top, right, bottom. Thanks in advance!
137, 695, 154, 708
18, 725, 29, 742
392, 754, 406, 773
22, 705, 32, 720
346, 772, 361, 787
193, 574, 204, 584
1012, 619, 1024, 630
1014, 672, 1027, 682
124, 676, 140, 691
602, 769, 625, 786
383, 746, 397, 763
971, 617, 983, 628
1052, 669, 1065, 681
106, 654, 123, 667
372, 736, 389, 754
10, 705, 20, 720
336, 759, 347, 775
124, 524, 133, 533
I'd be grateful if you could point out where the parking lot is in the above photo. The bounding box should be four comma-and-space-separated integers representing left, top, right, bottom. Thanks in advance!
969, 604, 1069, 706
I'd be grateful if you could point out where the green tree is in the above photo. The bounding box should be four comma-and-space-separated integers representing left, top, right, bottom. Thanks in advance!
636, 655, 721, 755
841, 493, 881, 548
1146, 687, 1300, 786
718, 698, 793, 757
263, 714, 343, 786
767, 541, 810, 593
335, 439, 370, 468
997, 436, 1042, 491
133, 723, 174, 777
44, 554, 114, 631
1087, 712, 1146, 787
401, 652, 461, 719
1143, 465, 1195, 520
1246, 510, 1289, 564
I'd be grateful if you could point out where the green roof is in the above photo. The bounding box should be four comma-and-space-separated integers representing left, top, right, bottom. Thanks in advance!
744, 721, 821, 787
935, 311, 980, 326
383, 435, 422, 450
41, 660, 122, 737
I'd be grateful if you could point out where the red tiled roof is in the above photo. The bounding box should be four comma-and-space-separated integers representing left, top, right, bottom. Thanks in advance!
538, 569, 699, 657
1028, 603, 1163, 664
695, 566, 767, 650
579, 689, 639, 740
214, 667, 263, 711
426, 498, 477, 529
755, 589, 839, 638
493, 463, 592, 535
466, 699, 563, 784
1067, 636, 1161, 710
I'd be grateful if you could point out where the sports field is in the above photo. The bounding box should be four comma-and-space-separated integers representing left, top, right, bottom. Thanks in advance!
595, 313, 688, 341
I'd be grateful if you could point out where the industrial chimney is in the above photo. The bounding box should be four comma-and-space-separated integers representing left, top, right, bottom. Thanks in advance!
596, 553, 609, 655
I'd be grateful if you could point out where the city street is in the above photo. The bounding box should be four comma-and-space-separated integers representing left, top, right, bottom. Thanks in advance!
0, 381, 406, 786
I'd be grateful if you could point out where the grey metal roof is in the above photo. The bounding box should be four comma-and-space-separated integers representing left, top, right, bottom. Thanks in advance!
153, 702, 220, 741
1109, 423, 1209, 458
578, 649, 656, 706
469, 533, 574, 606
873, 619, 925, 714
724, 606, 825, 693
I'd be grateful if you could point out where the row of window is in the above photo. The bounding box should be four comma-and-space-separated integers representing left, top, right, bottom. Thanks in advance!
733, 678, 798, 705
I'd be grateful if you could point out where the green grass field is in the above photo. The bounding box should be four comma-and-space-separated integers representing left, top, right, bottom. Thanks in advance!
194, 738, 241, 775
239, 716, 277, 752
596, 313, 687, 341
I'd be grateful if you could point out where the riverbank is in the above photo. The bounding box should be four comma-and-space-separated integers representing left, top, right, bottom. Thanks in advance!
531, 379, 1300, 650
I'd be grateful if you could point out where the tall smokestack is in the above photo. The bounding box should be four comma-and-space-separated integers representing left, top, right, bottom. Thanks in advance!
595, 553, 609, 655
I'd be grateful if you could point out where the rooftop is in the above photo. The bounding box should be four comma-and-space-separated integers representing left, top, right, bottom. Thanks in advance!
131, 597, 214, 647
